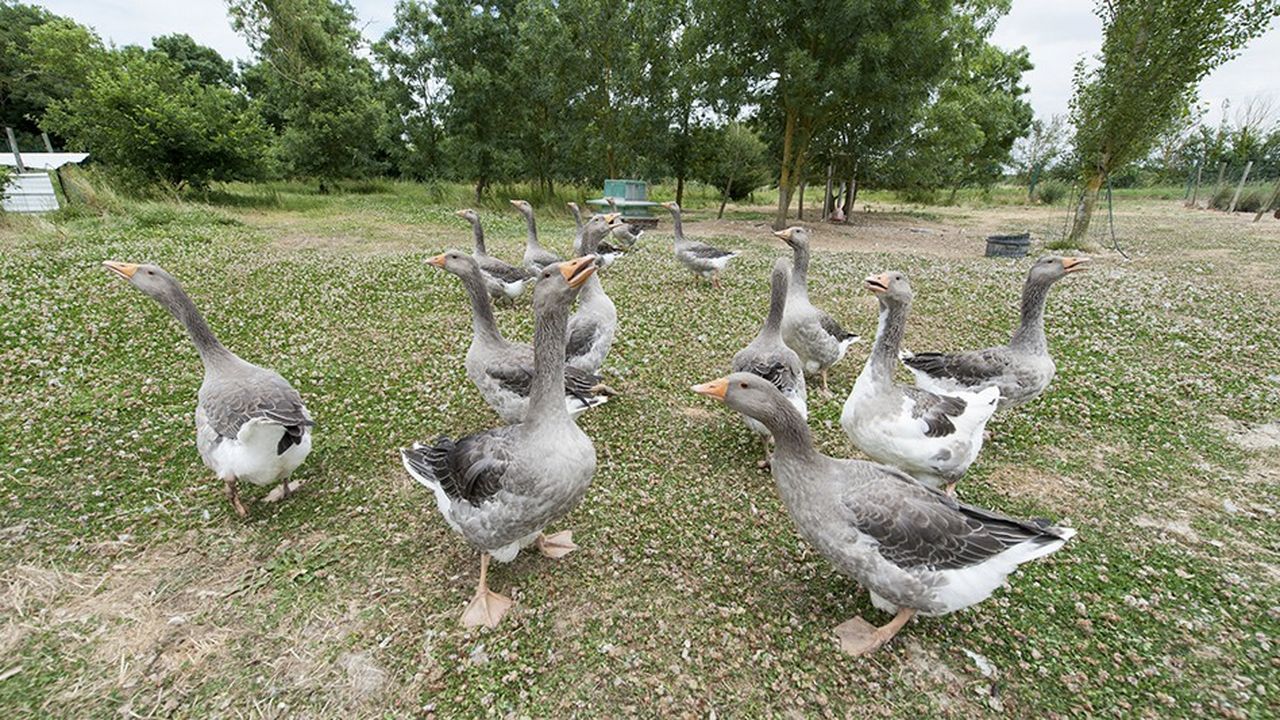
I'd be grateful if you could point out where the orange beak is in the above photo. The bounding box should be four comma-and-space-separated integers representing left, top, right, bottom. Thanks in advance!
864, 273, 891, 293
509, 199, 525, 209
691, 377, 729, 401
773, 227, 795, 241
427, 253, 447, 268
1062, 256, 1090, 273
660, 201, 676, 210
103, 261, 139, 280
454, 209, 471, 218
560, 255, 598, 288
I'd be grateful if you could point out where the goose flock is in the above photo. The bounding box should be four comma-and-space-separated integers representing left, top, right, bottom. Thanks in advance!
102, 199, 1087, 656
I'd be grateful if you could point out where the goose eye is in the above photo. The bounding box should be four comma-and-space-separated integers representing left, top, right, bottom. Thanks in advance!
740, 382, 748, 388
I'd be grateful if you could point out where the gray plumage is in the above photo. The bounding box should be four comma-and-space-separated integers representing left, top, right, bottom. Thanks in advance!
512, 199, 562, 273
731, 259, 807, 441
901, 255, 1089, 410
661, 202, 738, 281
565, 216, 622, 374
703, 373, 1075, 617
774, 227, 858, 377
457, 209, 532, 302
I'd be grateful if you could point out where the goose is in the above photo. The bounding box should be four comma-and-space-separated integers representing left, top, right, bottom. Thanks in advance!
565, 215, 623, 374
774, 226, 859, 394
692, 372, 1075, 655
511, 199, 562, 273
402, 256, 600, 628
731, 258, 807, 467
568, 202, 629, 269
428, 250, 613, 423
659, 201, 737, 289
602, 197, 645, 249
842, 272, 999, 496
102, 261, 313, 517
901, 256, 1089, 410
456, 209, 532, 302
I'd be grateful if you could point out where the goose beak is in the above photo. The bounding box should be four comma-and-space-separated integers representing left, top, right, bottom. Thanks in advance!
691, 377, 729, 401
454, 209, 471, 219
1062, 256, 1090, 273
773, 228, 795, 241
427, 254, 447, 268
102, 261, 139, 280
660, 201, 675, 210
864, 273, 890, 293
509, 200, 525, 209
561, 255, 597, 288
603, 212, 623, 226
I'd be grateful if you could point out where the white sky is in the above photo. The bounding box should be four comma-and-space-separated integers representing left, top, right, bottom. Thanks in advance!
31, 0, 1280, 125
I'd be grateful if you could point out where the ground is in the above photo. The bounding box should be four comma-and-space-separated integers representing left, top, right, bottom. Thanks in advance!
1, 184, 1277, 718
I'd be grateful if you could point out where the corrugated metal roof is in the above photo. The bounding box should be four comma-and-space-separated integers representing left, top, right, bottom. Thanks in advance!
2, 172, 60, 213
0, 152, 89, 170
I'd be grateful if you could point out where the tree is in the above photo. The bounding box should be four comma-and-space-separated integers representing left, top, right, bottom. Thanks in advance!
1066, 0, 1279, 245
229, 0, 388, 188
39, 47, 272, 189
4, 8, 107, 147
1, 2, 58, 142
151, 34, 236, 87
1014, 114, 1068, 196
695, 122, 770, 217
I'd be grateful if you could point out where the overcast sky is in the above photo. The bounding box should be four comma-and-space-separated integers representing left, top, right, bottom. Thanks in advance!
31, 0, 1280, 125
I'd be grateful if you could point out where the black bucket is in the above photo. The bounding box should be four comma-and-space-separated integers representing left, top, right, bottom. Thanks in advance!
985, 233, 1031, 258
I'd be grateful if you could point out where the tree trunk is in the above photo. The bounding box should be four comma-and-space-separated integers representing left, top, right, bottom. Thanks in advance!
797, 179, 806, 220
718, 174, 732, 219
1067, 172, 1105, 246
947, 185, 960, 205
774, 109, 797, 229
823, 162, 834, 220
676, 174, 685, 207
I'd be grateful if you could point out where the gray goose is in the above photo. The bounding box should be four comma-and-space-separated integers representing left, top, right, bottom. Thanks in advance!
773, 226, 859, 394
731, 258, 807, 467
568, 202, 629, 268
102, 262, 313, 517
692, 372, 1075, 656
565, 215, 623, 374
402, 257, 600, 628
659, 201, 738, 289
428, 251, 612, 423
456, 208, 532, 302
901, 256, 1089, 410
511, 199, 562, 273
842, 272, 999, 496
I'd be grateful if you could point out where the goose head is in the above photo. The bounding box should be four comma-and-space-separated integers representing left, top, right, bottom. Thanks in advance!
1029, 255, 1089, 285
455, 208, 479, 224
533, 256, 597, 310
864, 271, 912, 306
509, 199, 533, 217
692, 372, 784, 426
103, 261, 186, 305
427, 250, 481, 278
659, 201, 681, 215
772, 226, 810, 250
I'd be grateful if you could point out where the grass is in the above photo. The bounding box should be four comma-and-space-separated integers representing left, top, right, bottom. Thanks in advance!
1, 185, 1278, 717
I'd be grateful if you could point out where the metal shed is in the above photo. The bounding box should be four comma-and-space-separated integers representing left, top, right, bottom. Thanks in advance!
1, 152, 89, 213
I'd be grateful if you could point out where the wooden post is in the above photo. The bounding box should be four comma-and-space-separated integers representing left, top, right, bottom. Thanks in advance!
1189, 162, 1203, 208
41, 132, 54, 153
1254, 176, 1280, 223
797, 179, 806, 220
1209, 162, 1227, 209
1227, 160, 1253, 213
5, 127, 25, 172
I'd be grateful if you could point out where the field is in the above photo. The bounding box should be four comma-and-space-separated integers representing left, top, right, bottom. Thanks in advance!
1, 183, 1278, 718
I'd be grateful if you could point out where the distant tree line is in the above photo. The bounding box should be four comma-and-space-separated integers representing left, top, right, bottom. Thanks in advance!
4, 0, 1035, 219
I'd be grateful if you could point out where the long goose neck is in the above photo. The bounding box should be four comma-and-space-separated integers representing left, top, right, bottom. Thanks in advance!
162, 286, 233, 367
460, 269, 503, 344
763, 396, 819, 462
790, 244, 810, 298
761, 270, 786, 340
523, 212, 541, 250
470, 220, 487, 255
866, 299, 908, 383
1009, 276, 1051, 352
670, 209, 685, 243
526, 300, 571, 424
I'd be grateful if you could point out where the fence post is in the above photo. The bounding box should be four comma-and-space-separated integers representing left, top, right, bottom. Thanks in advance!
5, 127, 25, 172
41, 132, 54, 153
1255, 177, 1280, 223
1189, 162, 1203, 208
1227, 160, 1253, 213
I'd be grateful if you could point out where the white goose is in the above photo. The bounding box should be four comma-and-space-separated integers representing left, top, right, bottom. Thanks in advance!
102, 261, 313, 517
565, 215, 623, 374
842, 272, 999, 496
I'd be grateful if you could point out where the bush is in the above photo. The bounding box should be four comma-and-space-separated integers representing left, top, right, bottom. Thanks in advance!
1036, 180, 1068, 205
898, 187, 938, 205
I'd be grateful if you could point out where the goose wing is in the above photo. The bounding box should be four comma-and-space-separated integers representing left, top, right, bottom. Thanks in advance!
684, 242, 735, 260
486, 363, 606, 401
477, 256, 532, 283
900, 386, 969, 438
901, 348, 1008, 385
565, 319, 600, 362
402, 425, 522, 505
201, 371, 313, 452
817, 310, 856, 342
841, 466, 1066, 570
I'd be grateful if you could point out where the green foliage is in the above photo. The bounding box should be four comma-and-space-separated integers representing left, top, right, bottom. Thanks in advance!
229, 0, 388, 185
1036, 180, 1068, 205
40, 48, 273, 190
695, 123, 770, 202
151, 33, 236, 87
0, 1, 59, 139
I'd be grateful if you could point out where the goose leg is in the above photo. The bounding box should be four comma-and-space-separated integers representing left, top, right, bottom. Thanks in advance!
834, 608, 917, 656
461, 554, 512, 629
223, 475, 248, 518
263, 479, 304, 504
712, 273, 723, 290
819, 370, 832, 396
536, 530, 579, 559
943, 482, 957, 498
